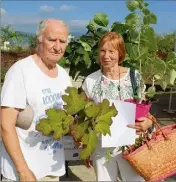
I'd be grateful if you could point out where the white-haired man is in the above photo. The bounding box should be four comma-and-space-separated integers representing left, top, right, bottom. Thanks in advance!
1, 19, 72, 181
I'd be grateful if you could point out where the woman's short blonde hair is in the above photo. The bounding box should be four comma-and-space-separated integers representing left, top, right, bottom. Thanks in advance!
98, 32, 126, 64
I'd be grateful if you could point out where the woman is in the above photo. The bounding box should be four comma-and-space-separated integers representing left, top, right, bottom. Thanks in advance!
82, 32, 153, 181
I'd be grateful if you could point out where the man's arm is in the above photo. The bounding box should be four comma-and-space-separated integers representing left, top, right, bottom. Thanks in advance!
1, 107, 36, 181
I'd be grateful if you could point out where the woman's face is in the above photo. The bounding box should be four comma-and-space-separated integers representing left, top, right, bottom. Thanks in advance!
99, 41, 120, 69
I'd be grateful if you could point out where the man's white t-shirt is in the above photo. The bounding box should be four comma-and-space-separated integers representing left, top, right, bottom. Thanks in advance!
1, 56, 72, 180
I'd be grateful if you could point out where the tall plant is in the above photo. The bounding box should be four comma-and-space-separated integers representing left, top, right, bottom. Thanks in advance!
122, 0, 176, 94
62, 0, 176, 92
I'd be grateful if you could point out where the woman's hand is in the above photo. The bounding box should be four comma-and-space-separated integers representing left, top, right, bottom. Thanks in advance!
127, 117, 153, 133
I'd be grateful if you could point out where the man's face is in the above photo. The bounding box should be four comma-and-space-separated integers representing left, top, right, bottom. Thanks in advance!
39, 21, 68, 65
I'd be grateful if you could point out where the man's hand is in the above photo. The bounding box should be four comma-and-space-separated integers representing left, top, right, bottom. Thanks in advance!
18, 169, 36, 181
127, 117, 153, 132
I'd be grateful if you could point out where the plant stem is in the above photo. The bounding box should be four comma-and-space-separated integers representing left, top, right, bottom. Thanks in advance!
155, 91, 176, 95
137, 10, 143, 103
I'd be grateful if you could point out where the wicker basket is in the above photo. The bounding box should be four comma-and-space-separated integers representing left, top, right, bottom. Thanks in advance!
123, 124, 176, 181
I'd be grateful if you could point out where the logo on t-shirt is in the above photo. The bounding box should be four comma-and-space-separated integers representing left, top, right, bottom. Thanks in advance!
42, 88, 63, 108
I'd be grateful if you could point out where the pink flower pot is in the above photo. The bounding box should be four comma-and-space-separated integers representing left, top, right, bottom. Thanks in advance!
124, 99, 151, 120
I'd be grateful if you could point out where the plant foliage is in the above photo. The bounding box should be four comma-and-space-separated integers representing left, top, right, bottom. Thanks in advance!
36, 87, 118, 159
62, 0, 176, 90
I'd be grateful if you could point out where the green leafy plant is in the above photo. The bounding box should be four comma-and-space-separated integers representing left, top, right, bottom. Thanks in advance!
1, 25, 37, 53
36, 87, 118, 160
62, 0, 176, 98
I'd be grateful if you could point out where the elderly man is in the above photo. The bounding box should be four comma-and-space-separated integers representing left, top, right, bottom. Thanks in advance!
1, 19, 72, 181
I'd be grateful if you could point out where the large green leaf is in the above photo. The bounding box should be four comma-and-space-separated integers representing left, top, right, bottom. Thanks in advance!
74, 55, 81, 66
144, 2, 149, 7
127, 29, 139, 43
111, 22, 130, 34
46, 109, 66, 127
83, 51, 91, 68
65, 45, 72, 53
125, 43, 138, 60
95, 99, 118, 123
80, 35, 96, 47
147, 57, 166, 77
165, 52, 176, 70
145, 86, 156, 98
160, 78, 168, 90
36, 118, 52, 136
140, 26, 157, 51
126, 0, 139, 11
142, 8, 150, 15
86, 20, 97, 33
154, 58, 166, 77
143, 13, 157, 24
36, 109, 74, 140
95, 121, 111, 136
79, 40, 92, 52
81, 133, 89, 145
80, 129, 98, 159
95, 28, 108, 38
76, 46, 85, 55
141, 56, 156, 80
93, 13, 109, 27
125, 13, 138, 26
168, 69, 176, 85
84, 102, 100, 118
62, 87, 87, 115
58, 57, 69, 67
136, 47, 148, 61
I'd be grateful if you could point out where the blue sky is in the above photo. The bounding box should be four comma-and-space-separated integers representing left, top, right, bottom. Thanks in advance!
1, 1, 176, 35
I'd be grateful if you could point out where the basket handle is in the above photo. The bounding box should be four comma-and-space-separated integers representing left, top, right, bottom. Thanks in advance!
147, 113, 168, 140
143, 133, 152, 149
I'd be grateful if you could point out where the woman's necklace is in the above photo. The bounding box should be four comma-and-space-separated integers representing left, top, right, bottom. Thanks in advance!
117, 66, 121, 100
